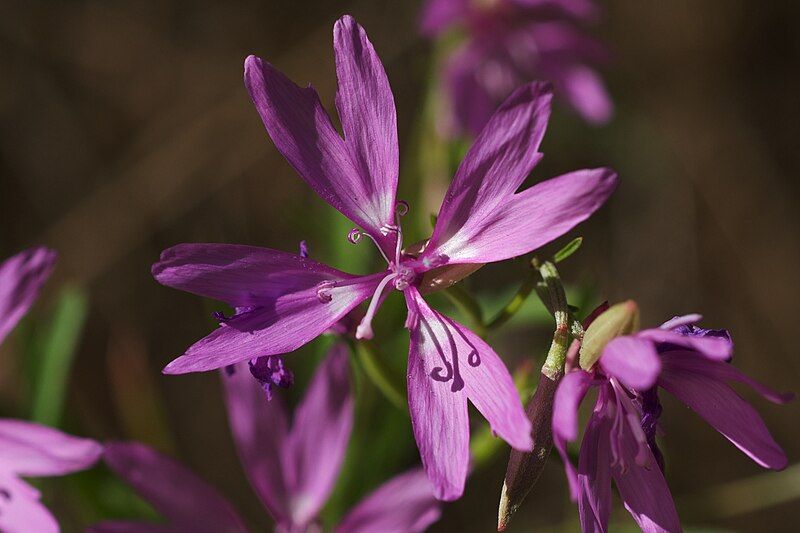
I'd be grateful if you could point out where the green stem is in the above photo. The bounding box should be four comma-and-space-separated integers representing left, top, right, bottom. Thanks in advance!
487, 269, 537, 331
352, 339, 407, 412
443, 284, 486, 337
536, 261, 570, 380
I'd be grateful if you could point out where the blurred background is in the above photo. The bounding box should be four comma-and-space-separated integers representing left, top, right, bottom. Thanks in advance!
1, 0, 798, 531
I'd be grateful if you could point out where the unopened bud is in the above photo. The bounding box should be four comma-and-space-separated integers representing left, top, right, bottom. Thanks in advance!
579, 300, 640, 370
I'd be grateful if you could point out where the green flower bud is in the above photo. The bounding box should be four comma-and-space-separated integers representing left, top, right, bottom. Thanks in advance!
579, 300, 640, 370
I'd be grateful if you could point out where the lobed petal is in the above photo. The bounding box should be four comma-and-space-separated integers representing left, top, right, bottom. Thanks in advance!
0, 247, 57, 346
102, 442, 246, 533
0, 419, 101, 477
333, 15, 399, 236
244, 53, 396, 254
611, 412, 682, 533
221, 362, 291, 523
599, 336, 661, 391
660, 354, 789, 470
336, 467, 441, 533
577, 406, 612, 533
283, 343, 354, 527
0, 476, 58, 533
405, 288, 531, 500
638, 327, 732, 361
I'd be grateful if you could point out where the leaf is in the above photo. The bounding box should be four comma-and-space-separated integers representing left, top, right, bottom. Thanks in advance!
30, 285, 88, 426
553, 237, 583, 263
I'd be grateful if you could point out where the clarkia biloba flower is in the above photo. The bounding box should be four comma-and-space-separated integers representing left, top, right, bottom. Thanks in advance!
0, 247, 102, 533
91, 344, 441, 533
152, 14, 618, 500
420, 0, 613, 137
552, 302, 793, 532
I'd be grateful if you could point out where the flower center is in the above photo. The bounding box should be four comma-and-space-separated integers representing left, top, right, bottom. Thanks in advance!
351, 201, 417, 339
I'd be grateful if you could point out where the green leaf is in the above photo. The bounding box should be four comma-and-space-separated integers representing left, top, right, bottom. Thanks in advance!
553, 237, 583, 263
31, 285, 88, 426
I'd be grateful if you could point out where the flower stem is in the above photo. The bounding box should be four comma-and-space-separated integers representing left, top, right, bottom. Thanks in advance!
352, 339, 407, 412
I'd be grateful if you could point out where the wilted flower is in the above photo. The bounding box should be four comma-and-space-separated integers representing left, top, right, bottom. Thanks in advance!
0, 247, 102, 533
91, 344, 441, 533
420, 0, 613, 136
552, 302, 792, 532
152, 14, 617, 499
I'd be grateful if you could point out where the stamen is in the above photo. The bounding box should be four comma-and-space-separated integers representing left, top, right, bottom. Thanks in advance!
316, 280, 335, 303
396, 200, 410, 216
355, 271, 398, 339
348, 227, 392, 266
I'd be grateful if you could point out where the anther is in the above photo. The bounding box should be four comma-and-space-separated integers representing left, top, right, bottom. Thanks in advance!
316, 280, 335, 303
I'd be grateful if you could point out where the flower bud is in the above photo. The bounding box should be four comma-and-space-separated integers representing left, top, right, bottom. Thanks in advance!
579, 300, 640, 370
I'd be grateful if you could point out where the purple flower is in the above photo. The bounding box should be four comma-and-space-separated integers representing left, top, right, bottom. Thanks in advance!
91, 344, 441, 533
0, 420, 103, 532
0, 247, 57, 346
552, 306, 792, 532
0, 247, 103, 532
152, 14, 617, 499
420, 0, 613, 136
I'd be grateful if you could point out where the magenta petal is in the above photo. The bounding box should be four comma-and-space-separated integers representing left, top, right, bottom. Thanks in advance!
428, 165, 618, 264
0, 419, 101, 477
405, 293, 470, 501
552, 370, 593, 501
221, 363, 290, 524
426, 82, 552, 261
153, 244, 361, 308
637, 328, 732, 361
161, 268, 381, 374
102, 442, 247, 533
552, 370, 593, 443
600, 336, 661, 391
333, 16, 398, 232
660, 355, 789, 470
244, 55, 395, 250
612, 420, 682, 533
336, 468, 441, 533
0, 476, 58, 533
443, 43, 498, 138
577, 407, 612, 533
0, 247, 57, 346
282, 343, 354, 526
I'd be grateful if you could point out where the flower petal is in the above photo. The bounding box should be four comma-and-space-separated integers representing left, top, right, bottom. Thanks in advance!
0, 247, 57, 345
283, 343, 354, 526
611, 416, 682, 533
577, 406, 612, 533
408, 289, 532, 449
660, 354, 789, 470
336, 468, 441, 533
333, 16, 398, 232
244, 54, 395, 252
221, 363, 290, 524
638, 328, 732, 361
599, 336, 661, 391
552, 370, 594, 500
427, 165, 617, 264
0, 419, 101, 477
425, 82, 552, 262
0, 477, 58, 533
154, 245, 381, 373
102, 442, 246, 533
405, 291, 470, 501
